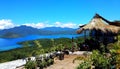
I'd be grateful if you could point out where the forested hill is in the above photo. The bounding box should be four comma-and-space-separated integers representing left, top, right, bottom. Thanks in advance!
0, 25, 77, 38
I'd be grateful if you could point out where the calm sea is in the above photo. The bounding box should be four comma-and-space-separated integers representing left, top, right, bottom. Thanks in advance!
0, 34, 82, 51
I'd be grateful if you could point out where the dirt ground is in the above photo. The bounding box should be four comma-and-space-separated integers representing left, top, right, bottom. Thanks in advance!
45, 54, 81, 69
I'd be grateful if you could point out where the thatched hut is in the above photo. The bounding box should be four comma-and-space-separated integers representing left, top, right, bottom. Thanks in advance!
77, 14, 120, 34
77, 14, 120, 51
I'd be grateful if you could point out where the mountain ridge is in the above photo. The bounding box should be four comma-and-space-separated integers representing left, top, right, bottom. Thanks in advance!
0, 25, 77, 38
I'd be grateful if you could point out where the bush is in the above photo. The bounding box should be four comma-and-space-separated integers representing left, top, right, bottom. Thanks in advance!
76, 50, 111, 69
76, 61, 91, 69
25, 60, 37, 69
36, 60, 44, 69
48, 58, 54, 65
91, 50, 110, 69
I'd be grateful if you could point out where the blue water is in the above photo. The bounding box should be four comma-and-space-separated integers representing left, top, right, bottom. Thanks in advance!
0, 34, 82, 51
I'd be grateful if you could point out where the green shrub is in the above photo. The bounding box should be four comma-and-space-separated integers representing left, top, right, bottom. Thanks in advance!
76, 61, 91, 69
36, 60, 43, 69
42, 60, 47, 67
25, 61, 37, 69
91, 50, 110, 69
76, 50, 111, 69
48, 58, 54, 65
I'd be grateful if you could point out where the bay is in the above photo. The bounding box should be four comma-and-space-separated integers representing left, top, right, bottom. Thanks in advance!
0, 34, 82, 51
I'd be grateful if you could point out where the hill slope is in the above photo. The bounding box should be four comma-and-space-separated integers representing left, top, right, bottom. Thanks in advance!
0, 26, 77, 38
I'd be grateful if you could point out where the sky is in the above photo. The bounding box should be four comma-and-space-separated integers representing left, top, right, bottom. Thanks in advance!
0, 0, 120, 29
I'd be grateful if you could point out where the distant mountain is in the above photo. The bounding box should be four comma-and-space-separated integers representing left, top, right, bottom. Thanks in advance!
0, 25, 77, 38
41, 27, 74, 31
0, 25, 41, 38
41, 27, 77, 35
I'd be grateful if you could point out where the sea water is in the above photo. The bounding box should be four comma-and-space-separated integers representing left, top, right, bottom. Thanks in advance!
0, 34, 82, 51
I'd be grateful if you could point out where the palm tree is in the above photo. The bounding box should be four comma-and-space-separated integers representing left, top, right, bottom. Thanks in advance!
32, 40, 45, 56
34, 40, 42, 48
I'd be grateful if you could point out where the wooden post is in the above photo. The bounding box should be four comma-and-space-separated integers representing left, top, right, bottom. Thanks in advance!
117, 34, 118, 41
84, 30, 86, 43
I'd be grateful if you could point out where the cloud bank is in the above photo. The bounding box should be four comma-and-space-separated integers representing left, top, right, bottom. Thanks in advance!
0, 19, 15, 30
55, 22, 77, 28
24, 22, 78, 29
0, 19, 81, 30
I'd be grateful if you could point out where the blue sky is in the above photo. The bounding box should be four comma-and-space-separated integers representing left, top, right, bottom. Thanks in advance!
0, 0, 120, 29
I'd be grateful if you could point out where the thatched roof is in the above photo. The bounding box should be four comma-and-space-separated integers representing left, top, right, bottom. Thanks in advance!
77, 14, 120, 34
109, 21, 120, 27
95, 14, 120, 27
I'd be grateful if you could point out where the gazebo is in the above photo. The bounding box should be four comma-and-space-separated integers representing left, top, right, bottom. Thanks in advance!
77, 14, 120, 50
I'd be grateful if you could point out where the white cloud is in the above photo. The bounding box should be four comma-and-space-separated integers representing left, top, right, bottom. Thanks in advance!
0, 19, 15, 30
0, 19, 80, 29
24, 22, 78, 29
24, 22, 55, 29
54, 22, 77, 28
24, 23, 46, 29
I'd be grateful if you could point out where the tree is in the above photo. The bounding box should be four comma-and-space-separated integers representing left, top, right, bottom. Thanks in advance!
32, 40, 45, 56
33, 40, 42, 48
22, 41, 30, 48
